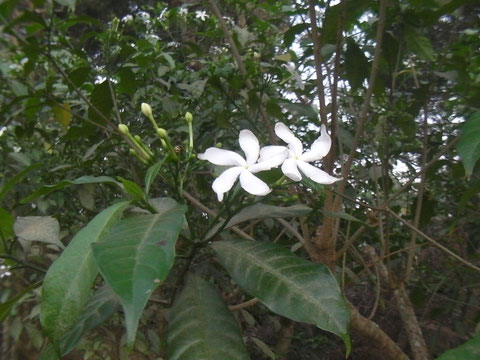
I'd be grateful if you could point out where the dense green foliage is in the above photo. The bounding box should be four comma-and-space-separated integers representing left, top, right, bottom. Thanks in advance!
1, 0, 480, 359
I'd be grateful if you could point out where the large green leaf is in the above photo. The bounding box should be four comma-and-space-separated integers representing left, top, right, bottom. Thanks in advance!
39, 344, 60, 360
21, 175, 123, 204
92, 205, 187, 345
206, 204, 311, 239
166, 275, 250, 360
457, 111, 480, 177
59, 285, 120, 356
435, 333, 480, 360
40, 201, 130, 348
212, 239, 351, 352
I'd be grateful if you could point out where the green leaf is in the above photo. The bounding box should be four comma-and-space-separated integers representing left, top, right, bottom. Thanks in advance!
117, 177, 146, 201
322, 211, 364, 224
457, 111, 480, 177
40, 201, 130, 348
14, 216, 64, 249
206, 203, 311, 239
88, 81, 114, 125
92, 205, 187, 345
405, 26, 436, 62
0, 163, 41, 202
281, 102, 318, 119
435, 333, 480, 360
117, 68, 139, 96
144, 159, 165, 195
39, 343, 60, 360
0, 207, 14, 240
53, 103, 72, 129
166, 275, 250, 360
211, 239, 351, 352
344, 38, 369, 90
21, 176, 123, 204
0, 282, 41, 322
59, 285, 120, 356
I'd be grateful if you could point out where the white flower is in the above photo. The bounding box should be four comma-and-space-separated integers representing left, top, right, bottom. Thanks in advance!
122, 14, 133, 22
198, 130, 282, 201
0, 126, 6, 137
195, 10, 208, 21
179, 7, 188, 16
260, 123, 340, 185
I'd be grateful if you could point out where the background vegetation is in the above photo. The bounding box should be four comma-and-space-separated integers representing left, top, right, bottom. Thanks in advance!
1, 0, 480, 359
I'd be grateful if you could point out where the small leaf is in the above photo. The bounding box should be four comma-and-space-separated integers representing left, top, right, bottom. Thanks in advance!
144, 159, 166, 195
405, 26, 436, 62
251, 337, 275, 360
457, 111, 480, 177
39, 343, 60, 360
435, 333, 480, 360
206, 203, 311, 239
92, 205, 187, 344
166, 275, 249, 360
53, 103, 72, 129
59, 285, 120, 356
0, 207, 14, 240
212, 239, 351, 352
40, 201, 130, 348
117, 177, 146, 201
88, 81, 113, 125
21, 175, 123, 204
281, 102, 318, 119
14, 216, 64, 249
0, 282, 41, 322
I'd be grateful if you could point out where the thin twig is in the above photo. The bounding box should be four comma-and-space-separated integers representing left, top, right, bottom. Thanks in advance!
0, 254, 46, 273
276, 218, 305, 244
229, 297, 260, 311
182, 191, 254, 240
387, 209, 480, 273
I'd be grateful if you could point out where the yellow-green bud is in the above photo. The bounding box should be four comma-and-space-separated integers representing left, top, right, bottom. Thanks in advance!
134, 135, 142, 142
185, 112, 193, 123
160, 139, 168, 149
118, 124, 130, 134
156, 128, 168, 139
129, 149, 137, 156
215, 142, 222, 148
141, 103, 153, 118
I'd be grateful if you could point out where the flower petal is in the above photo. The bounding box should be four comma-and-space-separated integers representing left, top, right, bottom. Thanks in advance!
239, 129, 260, 165
296, 160, 340, 184
259, 145, 289, 164
274, 123, 303, 156
198, 148, 246, 167
281, 158, 302, 181
239, 170, 271, 196
302, 124, 332, 162
212, 166, 243, 201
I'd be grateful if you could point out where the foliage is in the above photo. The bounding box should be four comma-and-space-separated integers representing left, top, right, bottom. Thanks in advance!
1, 0, 480, 359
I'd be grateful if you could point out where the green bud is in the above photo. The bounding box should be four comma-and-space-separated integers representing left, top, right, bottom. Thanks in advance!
160, 139, 168, 150
141, 103, 153, 118
134, 135, 142, 142
215, 142, 222, 148
185, 112, 193, 123
129, 148, 137, 156
118, 124, 130, 135
156, 128, 168, 139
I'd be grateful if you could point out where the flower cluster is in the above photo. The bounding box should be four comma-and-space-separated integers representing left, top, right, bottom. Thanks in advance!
198, 123, 340, 201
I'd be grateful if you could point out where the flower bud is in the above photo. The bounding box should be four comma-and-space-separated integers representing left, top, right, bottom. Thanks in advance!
129, 148, 137, 156
141, 103, 153, 118
156, 128, 168, 139
118, 124, 130, 134
185, 112, 193, 123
